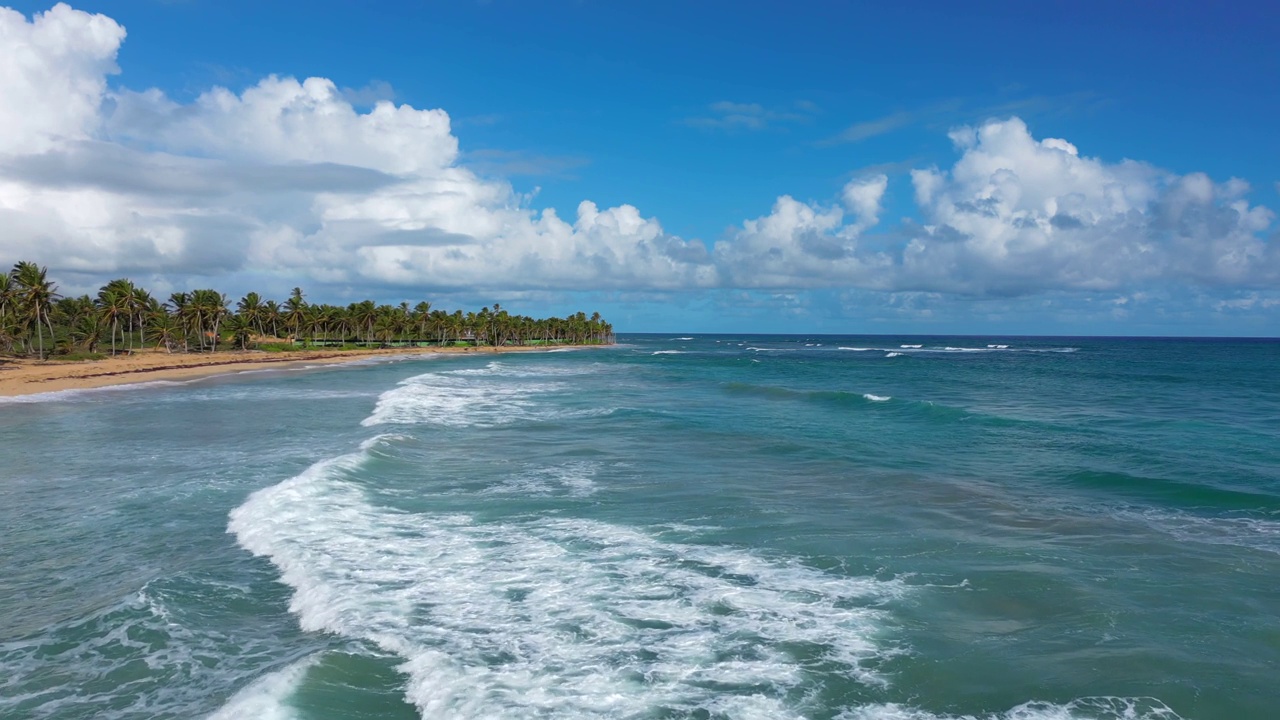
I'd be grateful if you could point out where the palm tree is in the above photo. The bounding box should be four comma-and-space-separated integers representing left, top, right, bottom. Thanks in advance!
191, 289, 228, 351
125, 282, 151, 350
237, 292, 265, 336
263, 300, 282, 338
97, 280, 131, 355
11, 261, 60, 359
224, 314, 254, 350
284, 288, 307, 342
0, 273, 14, 326
412, 301, 431, 342
146, 310, 179, 353
0, 274, 16, 355
167, 292, 193, 352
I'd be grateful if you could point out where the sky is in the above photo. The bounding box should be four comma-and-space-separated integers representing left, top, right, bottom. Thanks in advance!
1, 1, 1277, 335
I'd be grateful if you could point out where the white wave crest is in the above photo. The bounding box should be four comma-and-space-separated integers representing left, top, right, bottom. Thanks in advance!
208, 655, 320, 720
651, 350, 686, 355
362, 363, 607, 428
863, 394, 891, 402
885, 352, 904, 358
228, 445, 906, 718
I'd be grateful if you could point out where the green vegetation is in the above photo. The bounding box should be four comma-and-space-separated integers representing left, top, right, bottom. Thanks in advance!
0, 262, 614, 359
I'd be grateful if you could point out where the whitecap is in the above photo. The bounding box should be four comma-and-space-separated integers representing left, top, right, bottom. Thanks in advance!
208, 655, 321, 720
863, 394, 891, 402
362, 363, 607, 428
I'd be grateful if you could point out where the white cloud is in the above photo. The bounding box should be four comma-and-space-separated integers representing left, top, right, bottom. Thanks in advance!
109, 76, 457, 175
899, 117, 1277, 295
0, 3, 123, 155
0, 3, 714, 295
713, 176, 891, 288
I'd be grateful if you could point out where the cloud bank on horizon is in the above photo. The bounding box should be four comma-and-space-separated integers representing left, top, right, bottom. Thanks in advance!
0, 4, 1277, 326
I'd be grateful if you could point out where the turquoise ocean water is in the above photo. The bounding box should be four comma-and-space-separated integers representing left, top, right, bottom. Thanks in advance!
2, 335, 1278, 719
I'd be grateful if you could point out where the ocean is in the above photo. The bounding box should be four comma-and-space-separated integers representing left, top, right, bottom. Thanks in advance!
2, 335, 1278, 719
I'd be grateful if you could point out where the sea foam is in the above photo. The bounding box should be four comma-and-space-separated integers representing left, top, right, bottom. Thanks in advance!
208, 655, 320, 720
228, 437, 906, 718
361, 362, 605, 428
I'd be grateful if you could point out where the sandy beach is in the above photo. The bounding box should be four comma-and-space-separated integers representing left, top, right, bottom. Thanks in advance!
0, 345, 573, 398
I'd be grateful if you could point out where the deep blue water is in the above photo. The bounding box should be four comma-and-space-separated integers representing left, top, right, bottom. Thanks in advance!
2, 335, 1278, 719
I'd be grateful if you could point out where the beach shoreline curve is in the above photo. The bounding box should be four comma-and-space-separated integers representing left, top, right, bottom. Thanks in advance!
0, 345, 594, 398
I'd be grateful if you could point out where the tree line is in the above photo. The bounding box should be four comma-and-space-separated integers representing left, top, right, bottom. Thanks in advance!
1, 261, 614, 359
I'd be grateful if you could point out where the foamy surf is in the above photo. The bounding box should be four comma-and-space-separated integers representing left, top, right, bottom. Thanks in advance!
228, 436, 906, 718
361, 362, 610, 428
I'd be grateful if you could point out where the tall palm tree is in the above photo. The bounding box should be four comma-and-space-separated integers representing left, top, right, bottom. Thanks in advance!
167, 292, 193, 352
0, 273, 14, 326
283, 287, 307, 342
97, 280, 131, 354
130, 286, 155, 350
0, 274, 16, 354
263, 300, 282, 338
237, 292, 265, 336
146, 310, 180, 353
11, 261, 60, 359
191, 289, 228, 351
412, 301, 431, 342
225, 314, 253, 350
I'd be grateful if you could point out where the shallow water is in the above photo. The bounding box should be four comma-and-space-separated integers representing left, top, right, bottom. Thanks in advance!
2, 335, 1278, 719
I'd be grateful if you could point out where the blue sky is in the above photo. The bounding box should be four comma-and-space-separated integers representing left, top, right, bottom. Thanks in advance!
1, 1, 1278, 334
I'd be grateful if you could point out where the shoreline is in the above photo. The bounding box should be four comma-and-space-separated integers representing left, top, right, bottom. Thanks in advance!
0, 345, 589, 399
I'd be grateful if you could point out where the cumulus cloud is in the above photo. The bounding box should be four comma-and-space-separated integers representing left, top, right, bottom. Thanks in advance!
0, 3, 716, 295
0, 3, 123, 154
713, 176, 890, 287
900, 117, 1277, 295
0, 3, 1275, 309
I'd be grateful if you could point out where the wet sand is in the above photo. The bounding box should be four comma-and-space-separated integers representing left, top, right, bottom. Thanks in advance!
0, 345, 576, 398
